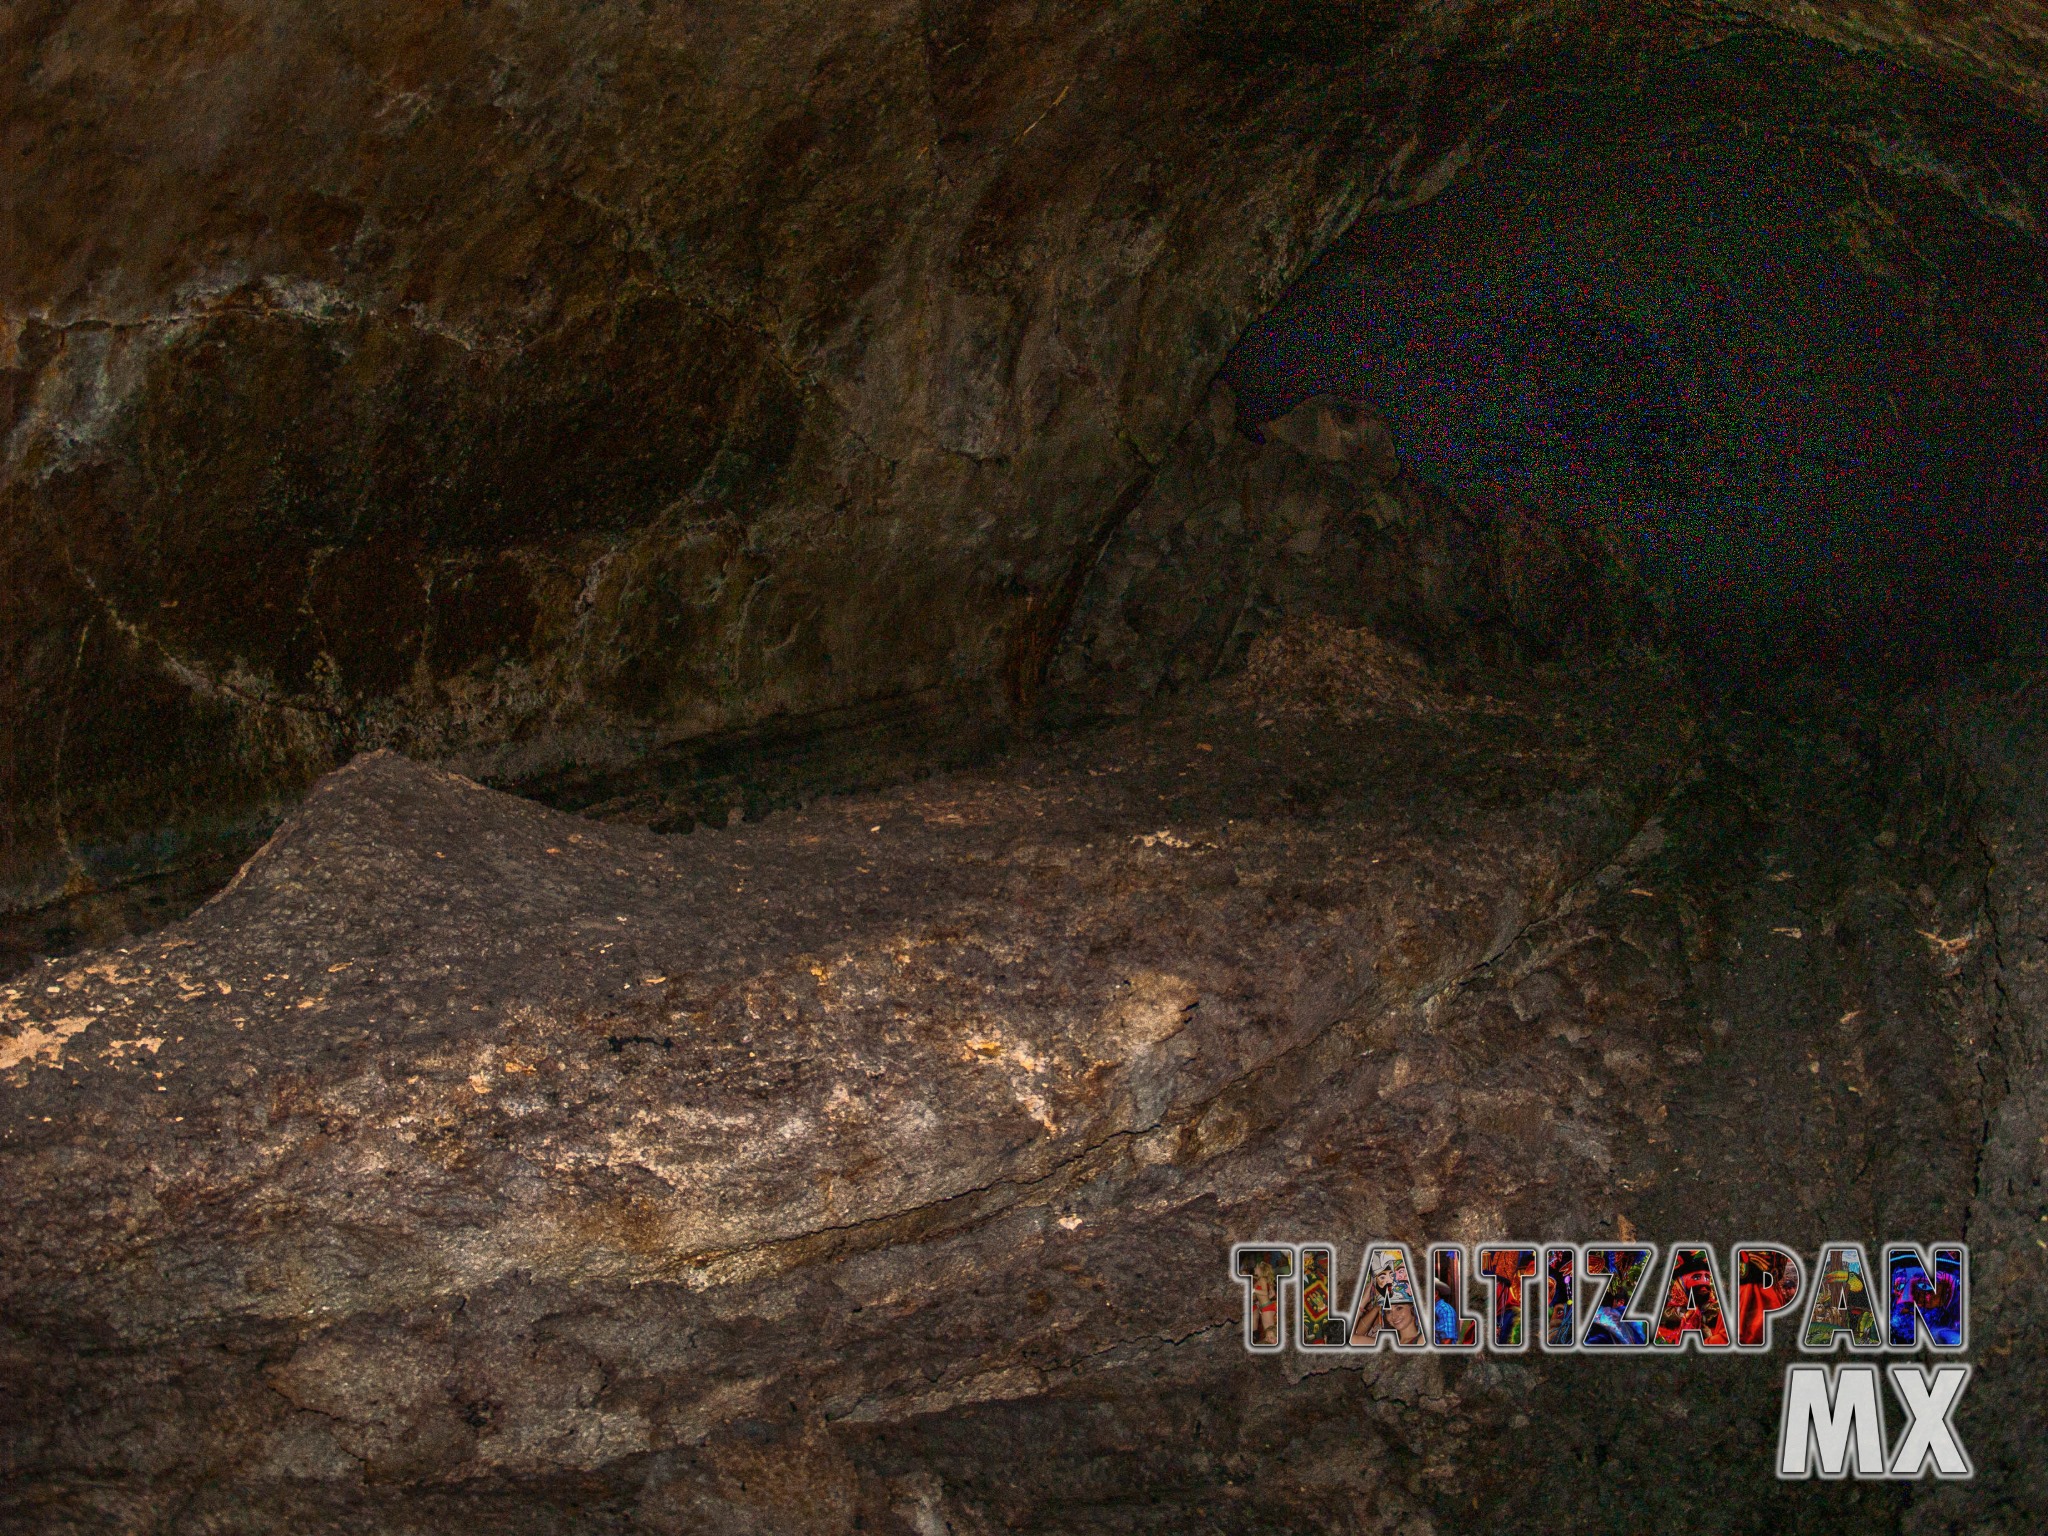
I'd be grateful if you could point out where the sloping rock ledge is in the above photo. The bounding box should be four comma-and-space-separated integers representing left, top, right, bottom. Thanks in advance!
0, 628, 1692, 1530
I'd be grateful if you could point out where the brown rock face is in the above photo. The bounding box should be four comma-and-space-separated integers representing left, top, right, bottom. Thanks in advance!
20, 0, 2040, 917
1, 0, 1440, 911
6, 0, 2048, 1528
1, 629, 1697, 1529
5, 626, 2043, 1532
1740, 0, 2048, 116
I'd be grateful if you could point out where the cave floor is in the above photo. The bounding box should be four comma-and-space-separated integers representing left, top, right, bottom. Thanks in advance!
0, 635, 2040, 1533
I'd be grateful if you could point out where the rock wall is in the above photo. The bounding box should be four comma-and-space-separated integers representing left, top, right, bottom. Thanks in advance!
8, 613, 2046, 1529
0, 0, 1553, 914
1049, 390, 1647, 726
1220, 30, 2048, 684
15, 0, 2037, 920
1911, 672, 2048, 1529
5, 3, 2048, 1526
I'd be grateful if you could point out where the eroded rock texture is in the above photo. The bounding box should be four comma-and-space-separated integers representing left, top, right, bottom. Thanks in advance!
6, 0, 2048, 1527
7, 626, 2046, 1532
2, 628, 1702, 1530
1224, 31, 2048, 680
9, 0, 2045, 928
2, 0, 1612, 914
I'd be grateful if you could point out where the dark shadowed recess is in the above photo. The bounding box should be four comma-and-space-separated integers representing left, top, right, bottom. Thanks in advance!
0, 690, 1014, 984
1223, 31, 2048, 692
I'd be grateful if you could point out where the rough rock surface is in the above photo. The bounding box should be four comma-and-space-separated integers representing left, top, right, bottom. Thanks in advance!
1222, 30, 2048, 680
1913, 673, 2048, 1531
5, 0, 2048, 1525
1049, 389, 1641, 728
9, 0, 2046, 924
7, 628, 2047, 1531
1, 628, 1697, 1530
0, 0, 1633, 913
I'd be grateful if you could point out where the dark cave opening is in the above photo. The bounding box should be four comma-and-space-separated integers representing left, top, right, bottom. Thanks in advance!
1148, 50, 2048, 1519
1221, 32, 2048, 694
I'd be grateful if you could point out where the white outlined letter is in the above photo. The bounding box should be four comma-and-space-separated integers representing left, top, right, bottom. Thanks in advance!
1426, 1243, 1480, 1351
1886, 1364, 1973, 1479
1296, 1242, 1349, 1350
1651, 1242, 1733, 1351
1778, 1364, 1886, 1479
1579, 1244, 1656, 1349
1733, 1243, 1805, 1351
1349, 1243, 1428, 1351
1883, 1243, 1968, 1352
1802, 1242, 1884, 1352
1476, 1245, 1539, 1352
1231, 1245, 1294, 1352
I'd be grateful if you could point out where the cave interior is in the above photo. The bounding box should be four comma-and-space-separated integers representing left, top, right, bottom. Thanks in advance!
2, 4, 2047, 1532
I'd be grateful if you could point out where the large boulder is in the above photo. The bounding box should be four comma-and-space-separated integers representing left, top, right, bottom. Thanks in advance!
0, 626, 1695, 1529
